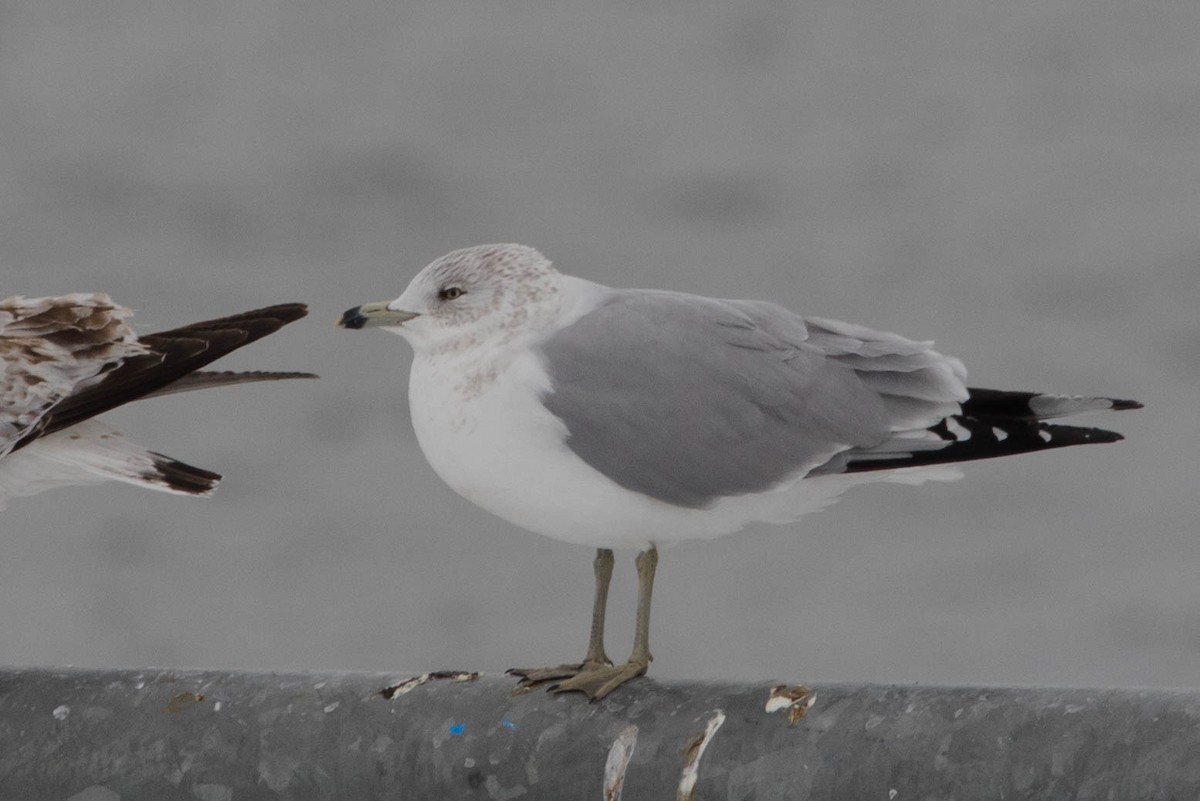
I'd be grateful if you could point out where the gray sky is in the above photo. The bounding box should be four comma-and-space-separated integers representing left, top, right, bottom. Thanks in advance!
1, 0, 1196, 689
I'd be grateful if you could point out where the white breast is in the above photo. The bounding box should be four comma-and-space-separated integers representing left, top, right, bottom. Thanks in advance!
408, 346, 655, 549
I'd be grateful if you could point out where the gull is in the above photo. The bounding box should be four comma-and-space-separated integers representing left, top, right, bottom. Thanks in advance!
1, 294, 313, 509
338, 244, 1140, 700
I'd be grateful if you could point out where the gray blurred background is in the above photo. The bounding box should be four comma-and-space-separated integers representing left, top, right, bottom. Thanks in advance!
1, 0, 1196, 689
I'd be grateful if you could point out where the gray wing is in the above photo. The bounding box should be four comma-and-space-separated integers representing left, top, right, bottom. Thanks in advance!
538, 290, 967, 509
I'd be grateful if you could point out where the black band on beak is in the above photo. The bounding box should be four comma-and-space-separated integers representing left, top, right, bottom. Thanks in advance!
339, 306, 368, 329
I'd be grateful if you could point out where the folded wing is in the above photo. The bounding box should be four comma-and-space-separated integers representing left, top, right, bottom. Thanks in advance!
538, 291, 1138, 508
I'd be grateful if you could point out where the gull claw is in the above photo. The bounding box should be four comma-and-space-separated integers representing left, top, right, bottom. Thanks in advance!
549, 660, 647, 701
507, 663, 585, 690
507, 659, 620, 698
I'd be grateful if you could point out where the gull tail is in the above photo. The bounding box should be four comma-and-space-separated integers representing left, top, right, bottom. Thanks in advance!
841, 388, 1142, 473
0, 420, 220, 509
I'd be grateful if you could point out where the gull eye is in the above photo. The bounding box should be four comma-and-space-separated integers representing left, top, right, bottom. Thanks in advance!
439, 286, 465, 301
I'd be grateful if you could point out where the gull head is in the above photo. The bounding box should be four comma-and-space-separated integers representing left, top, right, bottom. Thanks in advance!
338, 244, 564, 354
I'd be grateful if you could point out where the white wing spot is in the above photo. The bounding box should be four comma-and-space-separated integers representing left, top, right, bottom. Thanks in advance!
1038, 429, 1052, 442
991, 427, 1008, 442
945, 418, 971, 441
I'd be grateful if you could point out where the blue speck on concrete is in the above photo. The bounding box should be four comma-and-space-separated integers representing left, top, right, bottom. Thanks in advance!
449, 724, 465, 736
501, 720, 516, 730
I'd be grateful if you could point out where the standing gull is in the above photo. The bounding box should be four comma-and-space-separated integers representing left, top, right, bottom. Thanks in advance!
1, 294, 313, 508
338, 244, 1140, 700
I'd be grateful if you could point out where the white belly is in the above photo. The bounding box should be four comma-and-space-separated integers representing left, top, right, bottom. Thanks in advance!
405, 349, 920, 550
408, 349, 661, 548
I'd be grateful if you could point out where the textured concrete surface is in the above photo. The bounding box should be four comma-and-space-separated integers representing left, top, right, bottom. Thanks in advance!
2, 666, 1199, 799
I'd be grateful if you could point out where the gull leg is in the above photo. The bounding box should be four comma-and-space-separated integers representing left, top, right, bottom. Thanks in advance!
583, 547, 614, 665
629, 544, 657, 667
553, 545, 658, 701
508, 548, 614, 689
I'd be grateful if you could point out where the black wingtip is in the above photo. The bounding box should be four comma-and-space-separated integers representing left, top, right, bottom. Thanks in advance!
148, 453, 222, 495
165, 302, 309, 336
255, 302, 309, 325
1080, 427, 1124, 444
963, 388, 1144, 420
842, 417, 1130, 474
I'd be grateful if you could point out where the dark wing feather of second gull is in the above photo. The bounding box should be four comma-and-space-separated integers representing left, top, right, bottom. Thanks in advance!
10, 303, 311, 453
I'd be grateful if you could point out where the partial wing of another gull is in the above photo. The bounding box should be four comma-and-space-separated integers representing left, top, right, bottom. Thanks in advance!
338, 243, 1142, 701
0, 294, 313, 508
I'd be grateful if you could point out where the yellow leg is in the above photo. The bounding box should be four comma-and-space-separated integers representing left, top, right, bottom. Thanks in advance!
552, 545, 657, 701
508, 548, 615, 688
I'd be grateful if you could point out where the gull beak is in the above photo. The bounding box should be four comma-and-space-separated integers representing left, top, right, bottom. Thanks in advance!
337, 301, 420, 329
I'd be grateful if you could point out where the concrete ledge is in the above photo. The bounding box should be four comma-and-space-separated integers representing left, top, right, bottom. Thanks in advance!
1, 666, 1198, 799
